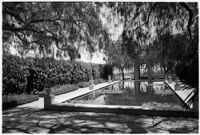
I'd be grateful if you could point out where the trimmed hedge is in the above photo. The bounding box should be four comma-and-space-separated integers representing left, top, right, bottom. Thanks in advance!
77, 81, 90, 88
52, 85, 79, 95
77, 79, 107, 88
3, 94, 39, 110
3, 54, 106, 95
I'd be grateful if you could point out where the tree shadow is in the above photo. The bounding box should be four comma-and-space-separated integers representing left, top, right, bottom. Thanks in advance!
3, 107, 198, 133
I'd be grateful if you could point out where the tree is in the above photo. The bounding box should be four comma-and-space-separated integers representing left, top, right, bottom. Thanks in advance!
105, 40, 133, 80
98, 2, 198, 83
3, 2, 107, 60
99, 2, 198, 60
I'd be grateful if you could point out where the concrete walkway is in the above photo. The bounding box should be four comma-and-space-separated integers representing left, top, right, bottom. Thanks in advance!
18, 81, 120, 109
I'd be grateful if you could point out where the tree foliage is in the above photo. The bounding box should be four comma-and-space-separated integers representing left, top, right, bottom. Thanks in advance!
105, 40, 133, 80
3, 2, 107, 59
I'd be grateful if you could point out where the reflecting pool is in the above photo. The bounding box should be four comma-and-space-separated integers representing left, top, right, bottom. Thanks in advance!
65, 81, 186, 110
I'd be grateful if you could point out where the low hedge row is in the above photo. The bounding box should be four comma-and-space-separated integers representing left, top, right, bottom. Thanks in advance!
77, 81, 90, 88
38, 84, 79, 96
3, 54, 112, 95
77, 79, 107, 88
3, 94, 39, 110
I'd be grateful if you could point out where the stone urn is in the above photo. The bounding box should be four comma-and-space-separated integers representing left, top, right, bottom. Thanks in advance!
89, 79, 94, 85
89, 78, 95, 90
45, 88, 53, 95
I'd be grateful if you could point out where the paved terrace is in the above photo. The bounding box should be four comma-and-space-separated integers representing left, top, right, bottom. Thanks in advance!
3, 80, 198, 133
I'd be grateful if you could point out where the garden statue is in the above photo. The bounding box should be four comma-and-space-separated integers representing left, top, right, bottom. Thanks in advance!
89, 78, 95, 90
108, 75, 112, 83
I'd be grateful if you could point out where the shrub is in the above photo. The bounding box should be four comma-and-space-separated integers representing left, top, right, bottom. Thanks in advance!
3, 54, 107, 95
3, 54, 30, 95
77, 81, 90, 88
91, 64, 100, 79
101, 64, 113, 80
38, 84, 79, 96
52, 85, 79, 95
3, 94, 39, 110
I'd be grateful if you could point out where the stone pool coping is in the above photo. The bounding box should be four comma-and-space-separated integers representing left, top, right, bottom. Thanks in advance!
47, 103, 198, 118
44, 80, 198, 118
17, 81, 120, 109
54, 80, 120, 103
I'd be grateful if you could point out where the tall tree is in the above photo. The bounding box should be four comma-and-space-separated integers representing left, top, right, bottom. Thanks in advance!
105, 40, 133, 80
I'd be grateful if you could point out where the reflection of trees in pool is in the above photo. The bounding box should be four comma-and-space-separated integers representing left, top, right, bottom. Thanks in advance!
103, 81, 184, 108
69, 81, 184, 109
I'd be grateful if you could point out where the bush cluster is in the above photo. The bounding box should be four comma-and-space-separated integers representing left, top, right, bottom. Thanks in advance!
3, 54, 106, 95
101, 64, 113, 80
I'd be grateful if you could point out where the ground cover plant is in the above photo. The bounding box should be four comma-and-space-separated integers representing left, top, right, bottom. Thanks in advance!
3, 94, 39, 110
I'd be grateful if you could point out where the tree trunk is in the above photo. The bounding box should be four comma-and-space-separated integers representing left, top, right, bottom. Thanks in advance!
134, 60, 139, 80
121, 67, 125, 80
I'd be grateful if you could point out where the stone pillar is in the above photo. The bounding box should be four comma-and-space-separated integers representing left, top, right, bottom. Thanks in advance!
134, 60, 139, 80
44, 88, 55, 109
147, 63, 153, 80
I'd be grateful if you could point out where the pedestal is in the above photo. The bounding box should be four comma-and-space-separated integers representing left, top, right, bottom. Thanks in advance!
108, 79, 112, 83
44, 94, 55, 109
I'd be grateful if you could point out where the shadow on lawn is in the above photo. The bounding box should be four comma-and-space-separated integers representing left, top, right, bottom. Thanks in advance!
3, 107, 198, 133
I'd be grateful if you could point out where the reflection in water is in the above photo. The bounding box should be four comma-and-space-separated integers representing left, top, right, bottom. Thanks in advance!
66, 81, 185, 110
